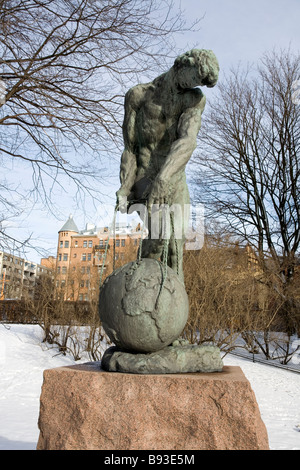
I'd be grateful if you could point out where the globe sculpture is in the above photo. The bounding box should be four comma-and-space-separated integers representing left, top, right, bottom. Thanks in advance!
99, 258, 189, 353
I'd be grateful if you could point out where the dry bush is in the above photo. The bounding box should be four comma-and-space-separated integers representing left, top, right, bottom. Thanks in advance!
183, 239, 256, 351
23, 273, 110, 361
183, 236, 300, 360
240, 269, 300, 363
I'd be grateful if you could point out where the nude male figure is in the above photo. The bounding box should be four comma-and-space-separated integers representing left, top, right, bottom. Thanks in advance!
116, 49, 219, 280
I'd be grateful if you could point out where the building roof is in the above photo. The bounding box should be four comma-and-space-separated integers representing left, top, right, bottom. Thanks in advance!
58, 215, 142, 236
59, 214, 79, 233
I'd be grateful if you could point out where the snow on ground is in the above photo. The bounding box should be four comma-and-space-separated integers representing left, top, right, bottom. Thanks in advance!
0, 323, 300, 450
222, 355, 300, 450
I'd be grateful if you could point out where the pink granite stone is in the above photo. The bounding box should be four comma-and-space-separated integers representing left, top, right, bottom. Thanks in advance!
36, 364, 269, 450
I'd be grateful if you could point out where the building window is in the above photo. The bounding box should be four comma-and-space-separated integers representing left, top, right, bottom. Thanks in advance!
60, 241, 63, 248
86, 280, 89, 288
62, 266, 67, 274
83, 240, 87, 248
116, 239, 120, 247
87, 266, 90, 274
74, 240, 78, 247
58, 254, 62, 261
87, 253, 91, 261
63, 254, 68, 261
57, 267, 61, 273
79, 294, 83, 301
65, 241, 69, 248
81, 267, 85, 274
99, 239, 104, 247
82, 253, 86, 261
121, 239, 125, 247
88, 240, 93, 248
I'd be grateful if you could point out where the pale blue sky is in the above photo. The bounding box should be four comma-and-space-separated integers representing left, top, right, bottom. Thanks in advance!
4, 0, 300, 261
177, 0, 300, 68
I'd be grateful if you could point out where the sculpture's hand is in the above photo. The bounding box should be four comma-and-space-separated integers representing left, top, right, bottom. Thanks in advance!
116, 187, 130, 213
147, 177, 170, 207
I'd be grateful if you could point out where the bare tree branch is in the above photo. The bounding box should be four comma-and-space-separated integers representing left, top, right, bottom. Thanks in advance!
0, 0, 200, 250
192, 49, 300, 332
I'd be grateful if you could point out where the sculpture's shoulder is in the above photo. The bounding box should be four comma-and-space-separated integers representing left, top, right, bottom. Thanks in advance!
125, 83, 149, 111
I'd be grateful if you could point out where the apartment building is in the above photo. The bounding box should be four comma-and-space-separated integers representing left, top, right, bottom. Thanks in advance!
0, 251, 53, 300
40, 256, 56, 271
55, 214, 141, 301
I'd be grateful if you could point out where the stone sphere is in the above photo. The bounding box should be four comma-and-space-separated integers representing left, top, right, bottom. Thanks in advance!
99, 258, 189, 353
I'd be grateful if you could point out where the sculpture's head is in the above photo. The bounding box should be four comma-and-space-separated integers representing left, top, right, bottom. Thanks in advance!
173, 49, 219, 89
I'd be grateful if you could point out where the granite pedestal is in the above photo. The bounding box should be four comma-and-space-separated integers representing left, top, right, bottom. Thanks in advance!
36, 363, 269, 450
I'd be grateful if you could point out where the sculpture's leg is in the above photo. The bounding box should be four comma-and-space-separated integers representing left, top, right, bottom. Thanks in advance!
167, 179, 190, 282
168, 235, 185, 282
141, 237, 164, 261
140, 207, 165, 261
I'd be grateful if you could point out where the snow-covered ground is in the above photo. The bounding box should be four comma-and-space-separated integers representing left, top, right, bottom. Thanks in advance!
0, 323, 300, 450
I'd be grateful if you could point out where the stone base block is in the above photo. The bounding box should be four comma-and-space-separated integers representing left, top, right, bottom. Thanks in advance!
36, 363, 269, 450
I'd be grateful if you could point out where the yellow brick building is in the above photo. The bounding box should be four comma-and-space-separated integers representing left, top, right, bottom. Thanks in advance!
55, 214, 141, 301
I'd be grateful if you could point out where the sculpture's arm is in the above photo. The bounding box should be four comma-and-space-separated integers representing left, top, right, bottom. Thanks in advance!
148, 96, 206, 205
116, 89, 138, 202
160, 104, 204, 179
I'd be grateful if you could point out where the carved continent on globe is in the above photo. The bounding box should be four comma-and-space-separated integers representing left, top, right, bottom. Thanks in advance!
99, 258, 189, 353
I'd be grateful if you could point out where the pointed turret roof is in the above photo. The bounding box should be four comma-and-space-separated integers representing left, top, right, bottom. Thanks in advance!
59, 214, 79, 233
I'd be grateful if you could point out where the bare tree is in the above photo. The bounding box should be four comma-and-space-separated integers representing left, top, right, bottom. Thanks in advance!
192, 49, 300, 332
0, 0, 198, 247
